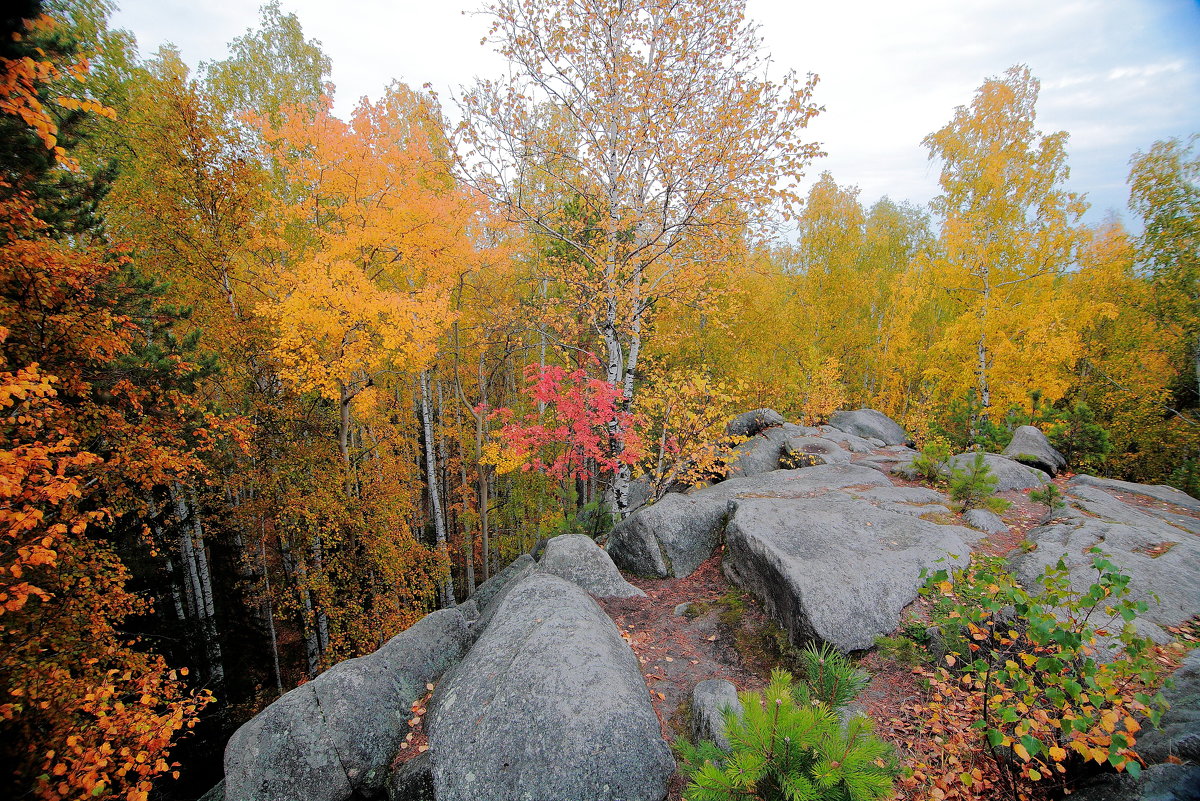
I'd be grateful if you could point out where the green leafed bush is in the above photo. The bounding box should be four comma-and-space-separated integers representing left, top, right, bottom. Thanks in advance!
920, 551, 1169, 784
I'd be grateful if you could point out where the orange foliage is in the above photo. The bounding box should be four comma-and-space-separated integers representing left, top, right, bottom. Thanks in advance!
0, 18, 219, 799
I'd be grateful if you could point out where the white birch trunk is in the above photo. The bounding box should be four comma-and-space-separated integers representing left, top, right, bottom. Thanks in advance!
421, 370, 454, 607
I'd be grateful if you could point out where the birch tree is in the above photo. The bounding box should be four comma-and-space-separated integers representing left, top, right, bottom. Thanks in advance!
460, 0, 822, 514
922, 65, 1087, 419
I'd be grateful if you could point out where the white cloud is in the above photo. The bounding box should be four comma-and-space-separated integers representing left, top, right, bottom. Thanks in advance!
109, 0, 1200, 225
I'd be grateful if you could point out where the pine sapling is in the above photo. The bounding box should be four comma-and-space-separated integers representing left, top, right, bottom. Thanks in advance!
949, 452, 1011, 513
1029, 482, 1067, 523
677, 667, 896, 801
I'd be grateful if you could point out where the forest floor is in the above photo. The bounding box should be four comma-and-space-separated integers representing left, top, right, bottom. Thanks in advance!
598, 465, 1200, 801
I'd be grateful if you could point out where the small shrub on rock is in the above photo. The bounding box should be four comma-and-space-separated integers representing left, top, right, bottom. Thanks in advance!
1029, 482, 1067, 522
949, 452, 1011, 513
678, 664, 896, 801
911, 437, 952, 483
1047, 402, 1111, 470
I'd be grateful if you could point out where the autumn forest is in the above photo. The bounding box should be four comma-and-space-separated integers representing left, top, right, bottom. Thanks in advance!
1, 0, 1197, 798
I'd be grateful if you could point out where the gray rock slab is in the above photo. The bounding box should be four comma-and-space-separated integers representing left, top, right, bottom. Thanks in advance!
726, 408, 786, 437
456, 598, 479, 623
1009, 484, 1200, 643
626, 476, 653, 513
225, 608, 470, 801
198, 781, 225, 801
1071, 474, 1200, 513
1003, 425, 1067, 476
691, 679, 743, 752
818, 427, 876, 453
946, 452, 1050, 491
857, 458, 894, 474
372, 608, 473, 701
723, 495, 978, 652
964, 508, 1008, 534
607, 464, 894, 579
471, 554, 538, 633
828, 409, 910, 445
849, 486, 952, 518
539, 534, 645, 598
607, 490, 730, 578
471, 554, 536, 613
1131, 648, 1200, 764
225, 684, 350, 801
852, 486, 949, 506
1070, 763, 1200, 801
387, 751, 435, 801
427, 573, 674, 801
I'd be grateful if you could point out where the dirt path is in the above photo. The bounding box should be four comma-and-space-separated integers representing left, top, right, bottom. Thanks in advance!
598, 550, 777, 801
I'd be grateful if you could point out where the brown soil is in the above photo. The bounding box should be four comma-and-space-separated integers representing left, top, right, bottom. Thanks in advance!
598, 550, 774, 801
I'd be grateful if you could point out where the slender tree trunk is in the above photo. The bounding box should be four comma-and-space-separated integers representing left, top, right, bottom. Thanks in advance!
338, 382, 355, 496
421, 370, 454, 607
458, 452, 476, 595
477, 354, 491, 581
280, 532, 322, 677
169, 483, 224, 688
146, 493, 190, 621
259, 537, 284, 695
1193, 334, 1200, 395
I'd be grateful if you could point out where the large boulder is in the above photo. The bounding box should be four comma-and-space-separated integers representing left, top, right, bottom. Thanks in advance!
723, 494, 977, 652
691, 679, 743, 752
607, 464, 893, 579
945, 452, 1049, 491
858, 445, 920, 475
388, 751, 436, 801
781, 435, 851, 467
224, 608, 471, 801
470, 554, 537, 633
626, 475, 654, 513
818, 427, 876, 453
725, 426, 788, 478
1002, 425, 1067, 476
426, 573, 674, 801
607, 490, 730, 578
538, 534, 645, 598
1009, 482, 1200, 643
471, 553, 536, 613
828, 409, 909, 446
726, 408, 785, 437
963, 508, 1008, 534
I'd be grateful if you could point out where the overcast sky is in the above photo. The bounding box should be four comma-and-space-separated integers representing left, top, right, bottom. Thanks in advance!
109, 0, 1200, 226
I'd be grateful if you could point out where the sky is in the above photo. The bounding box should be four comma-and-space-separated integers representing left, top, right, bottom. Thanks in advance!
109, 0, 1200, 226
